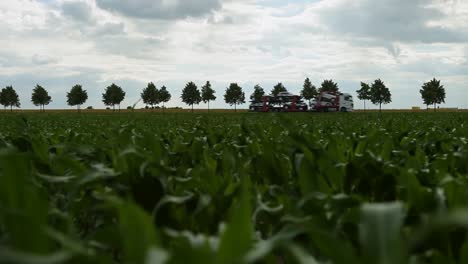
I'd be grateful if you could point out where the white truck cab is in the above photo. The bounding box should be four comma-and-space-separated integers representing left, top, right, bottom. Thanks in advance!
310, 92, 354, 112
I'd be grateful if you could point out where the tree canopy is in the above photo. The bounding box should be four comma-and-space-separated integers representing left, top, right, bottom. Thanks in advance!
319, 79, 339, 94
301, 78, 317, 100
250, 84, 265, 103
370, 79, 392, 112
141, 82, 159, 108
67, 84, 88, 112
159, 86, 171, 111
271, 82, 287, 97
201, 81, 216, 111
102, 83, 125, 111
224, 83, 245, 112
31, 84, 52, 112
420, 78, 445, 111
181, 82, 201, 112
0, 86, 20, 111
356, 82, 372, 111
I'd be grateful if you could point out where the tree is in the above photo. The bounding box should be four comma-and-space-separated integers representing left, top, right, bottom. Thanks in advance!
67, 84, 88, 112
31, 84, 52, 112
370, 79, 392, 112
224, 83, 245, 112
420, 78, 446, 112
159, 86, 171, 112
201, 81, 216, 112
319, 79, 339, 94
250, 84, 265, 103
0, 86, 20, 112
271, 82, 287, 96
141, 82, 159, 109
102, 83, 125, 112
356, 82, 372, 111
0, 89, 5, 111
181, 81, 201, 113
300, 78, 317, 101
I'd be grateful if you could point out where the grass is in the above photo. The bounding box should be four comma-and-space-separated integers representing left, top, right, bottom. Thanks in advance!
0, 112, 468, 263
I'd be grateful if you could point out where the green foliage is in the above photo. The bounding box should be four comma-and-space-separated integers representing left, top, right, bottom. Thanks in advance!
0, 112, 467, 263
141, 82, 160, 108
159, 86, 171, 108
224, 83, 245, 112
420, 78, 446, 111
356, 82, 371, 110
250, 84, 265, 103
102, 83, 126, 111
271, 82, 287, 96
301, 78, 317, 100
66, 85, 88, 112
181, 81, 201, 112
0, 86, 21, 111
370, 79, 392, 112
319, 79, 339, 93
201, 81, 216, 111
31, 85, 52, 112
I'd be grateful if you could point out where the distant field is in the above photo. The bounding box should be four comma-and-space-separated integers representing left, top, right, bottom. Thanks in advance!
1, 112, 468, 263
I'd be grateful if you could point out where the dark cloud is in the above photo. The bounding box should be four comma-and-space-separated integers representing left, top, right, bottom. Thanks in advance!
61, 1, 94, 22
95, 0, 222, 20
320, 0, 467, 44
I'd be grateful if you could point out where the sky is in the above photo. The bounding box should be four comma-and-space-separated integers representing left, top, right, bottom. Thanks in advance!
0, 0, 467, 110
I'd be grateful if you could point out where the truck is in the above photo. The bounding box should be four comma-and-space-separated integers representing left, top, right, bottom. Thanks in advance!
249, 92, 308, 112
309, 92, 354, 112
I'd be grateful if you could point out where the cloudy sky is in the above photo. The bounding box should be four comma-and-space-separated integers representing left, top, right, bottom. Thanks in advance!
0, 0, 467, 109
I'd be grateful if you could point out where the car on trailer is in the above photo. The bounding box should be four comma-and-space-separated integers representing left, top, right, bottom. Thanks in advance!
249, 92, 308, 112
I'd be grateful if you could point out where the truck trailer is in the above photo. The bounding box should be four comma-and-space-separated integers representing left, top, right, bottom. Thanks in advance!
249, 92, 308, 112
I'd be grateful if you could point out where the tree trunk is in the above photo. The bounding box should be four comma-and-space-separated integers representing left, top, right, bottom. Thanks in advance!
434, 103, 436, 112
379, 103, 382, 113
234, 103, 237, 113
208, 101, 210, 112
163, 102, 165, 113
364, 100, 366, 111
191, 104, 194, 113
10, 105, 13, 112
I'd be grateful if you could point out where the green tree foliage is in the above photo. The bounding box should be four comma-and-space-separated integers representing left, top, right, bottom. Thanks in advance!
319, 79, 339, 94
31, 84, 52, 112
0, 86, 20, 112
141, 82, 159, 109
181, 81, 201, 112
300, 78, 317, 101
356, 82, 372, 111
201, 81, 216, 111
102, 83, 126, 112
0, 89, 5, 110
66, 84, 88, 112
271, 82, 287, 96
370, 79, 392, 112
159, 86, 171, 112
224, 83, 245, 112
250, 84, 265, 103
420, 78, 446, 111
